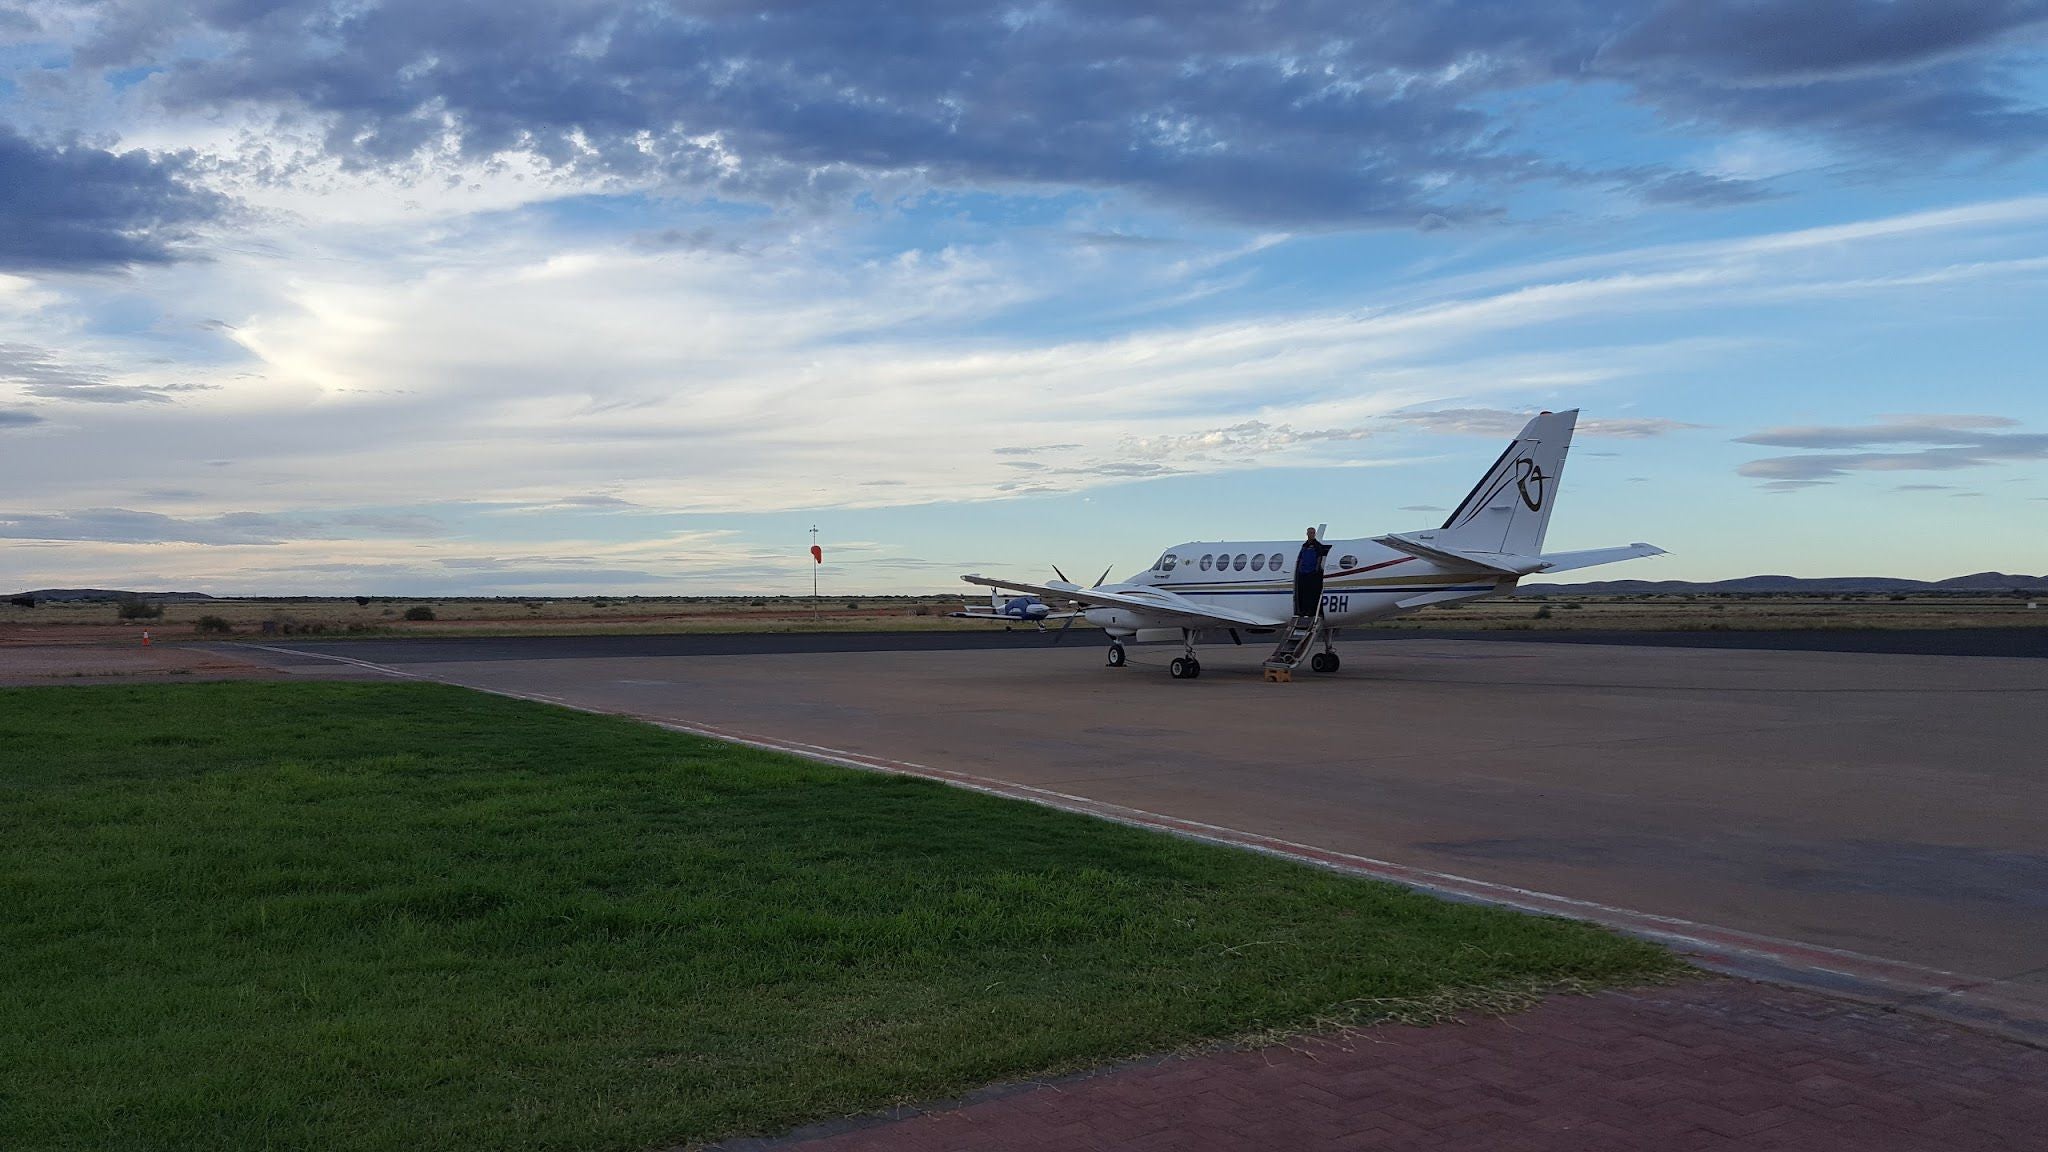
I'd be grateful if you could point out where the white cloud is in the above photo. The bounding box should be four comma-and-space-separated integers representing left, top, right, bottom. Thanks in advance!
5, 190, 2047, 589
1388, 407, 1702, 438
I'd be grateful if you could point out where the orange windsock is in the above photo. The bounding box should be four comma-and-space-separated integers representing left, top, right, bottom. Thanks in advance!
810, 544, 823, 564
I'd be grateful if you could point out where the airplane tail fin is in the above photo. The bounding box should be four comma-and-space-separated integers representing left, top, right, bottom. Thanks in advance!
1432, 409, 1577, 557
991, 589, 1004, 609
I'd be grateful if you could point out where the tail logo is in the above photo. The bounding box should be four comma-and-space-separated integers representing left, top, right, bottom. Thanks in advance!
1515, 458, 1547, 511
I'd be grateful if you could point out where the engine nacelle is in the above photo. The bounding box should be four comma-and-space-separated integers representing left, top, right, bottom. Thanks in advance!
1085, 607, 1139, 637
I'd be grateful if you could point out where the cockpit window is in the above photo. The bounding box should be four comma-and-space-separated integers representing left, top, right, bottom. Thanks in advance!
1158, 553, 1178, 574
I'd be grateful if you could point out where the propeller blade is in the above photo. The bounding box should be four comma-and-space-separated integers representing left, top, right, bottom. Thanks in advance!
1052, 564, 1070, 583
1053, 612, 1079, 644
1093, 566, 1112, 588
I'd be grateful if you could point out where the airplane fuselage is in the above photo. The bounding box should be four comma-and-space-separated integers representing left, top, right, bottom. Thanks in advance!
1085, 536, 1513, 640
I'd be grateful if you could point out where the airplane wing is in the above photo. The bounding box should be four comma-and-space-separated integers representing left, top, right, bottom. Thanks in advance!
946, 609, 1084, 621
961, 574, 1286, 629
1535, 543, 1667, 574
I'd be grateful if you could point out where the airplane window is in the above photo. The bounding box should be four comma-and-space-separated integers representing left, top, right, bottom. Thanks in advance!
1161, 553, 1178, 573
1233, 553, 1248, 571
1200, 554, 1213, 571
1339, 554, 1358, 569
1250, 553, 1265, 572
1270, 552, 1284, 571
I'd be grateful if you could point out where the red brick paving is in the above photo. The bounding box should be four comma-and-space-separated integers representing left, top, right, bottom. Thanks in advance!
710, 979, 2048, 1151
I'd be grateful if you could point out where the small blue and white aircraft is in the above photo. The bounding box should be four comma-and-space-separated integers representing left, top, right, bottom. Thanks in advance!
963, 409, 1665, 678
948, 588, 1084, 630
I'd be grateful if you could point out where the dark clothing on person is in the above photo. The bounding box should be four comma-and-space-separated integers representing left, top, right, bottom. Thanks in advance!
1293, 539, 1332, 617
1293, 572, 1325, 618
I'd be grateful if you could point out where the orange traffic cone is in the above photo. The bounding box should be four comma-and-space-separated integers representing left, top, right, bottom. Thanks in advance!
141, 631, 151, 647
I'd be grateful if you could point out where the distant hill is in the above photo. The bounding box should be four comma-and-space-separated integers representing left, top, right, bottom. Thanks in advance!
1523, 572, 2048, 595
8, 588, 217, 603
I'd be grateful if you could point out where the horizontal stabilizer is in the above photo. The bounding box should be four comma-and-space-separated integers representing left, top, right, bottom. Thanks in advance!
1535, 543, 1667, 574
1373, 532, 1548, 575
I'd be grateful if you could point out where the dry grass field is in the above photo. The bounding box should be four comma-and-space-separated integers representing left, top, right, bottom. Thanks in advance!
0, 595, 975, 643
1381, 591, 2048, 632
4, 590, 2045, 644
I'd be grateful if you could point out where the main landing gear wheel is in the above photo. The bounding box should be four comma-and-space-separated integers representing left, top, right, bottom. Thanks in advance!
1310, 651, 1341, 674
1170, 656, 1204, 679
1106, 643, 1127, 668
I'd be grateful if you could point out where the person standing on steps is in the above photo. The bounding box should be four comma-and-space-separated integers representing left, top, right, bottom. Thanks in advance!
1293, 527, 1332, 619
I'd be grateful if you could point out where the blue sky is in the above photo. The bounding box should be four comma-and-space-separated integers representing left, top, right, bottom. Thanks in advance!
2, 1, 2046, 594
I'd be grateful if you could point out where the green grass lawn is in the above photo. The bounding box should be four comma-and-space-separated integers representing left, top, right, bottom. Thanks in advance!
0, 682, 1677, 1151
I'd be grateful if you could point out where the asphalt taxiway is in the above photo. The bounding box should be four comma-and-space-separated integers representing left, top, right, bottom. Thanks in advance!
236, 623, 2048, 664
228, 630, 2048, 1041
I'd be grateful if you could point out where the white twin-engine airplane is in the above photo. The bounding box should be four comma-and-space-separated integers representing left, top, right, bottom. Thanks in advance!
963, 409, 1665, 679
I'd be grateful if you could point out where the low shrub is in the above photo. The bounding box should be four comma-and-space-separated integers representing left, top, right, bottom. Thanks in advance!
116, 597, 164, 620
193, 615, 234, 635
403, 605, 436, 622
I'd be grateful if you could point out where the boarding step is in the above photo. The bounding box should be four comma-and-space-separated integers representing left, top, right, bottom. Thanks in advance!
1262, 614, 1325, 680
